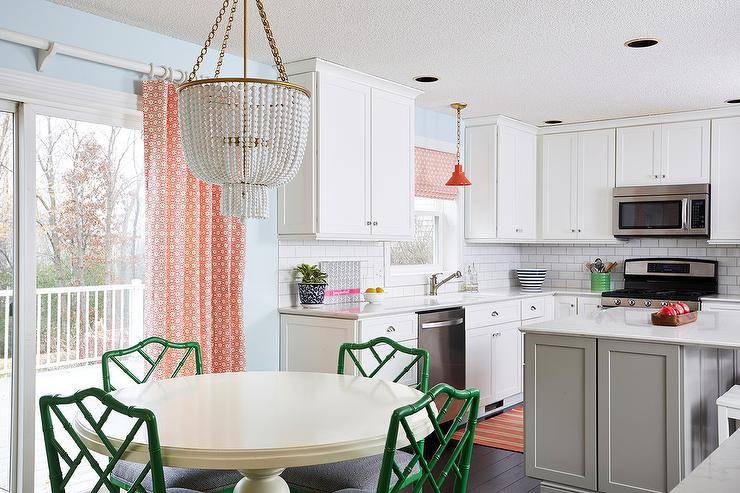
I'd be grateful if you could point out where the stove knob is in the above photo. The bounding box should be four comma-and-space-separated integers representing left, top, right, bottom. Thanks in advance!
644, 300, 652, 307
613, 299, 622, 306
661, 301, 669, 307
628, 299, 636, 306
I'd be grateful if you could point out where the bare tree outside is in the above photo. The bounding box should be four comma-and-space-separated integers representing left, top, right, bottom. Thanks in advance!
390, 215, 437, 266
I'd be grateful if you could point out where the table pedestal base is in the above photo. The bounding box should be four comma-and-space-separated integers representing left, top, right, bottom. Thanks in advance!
235, 468, 289, 493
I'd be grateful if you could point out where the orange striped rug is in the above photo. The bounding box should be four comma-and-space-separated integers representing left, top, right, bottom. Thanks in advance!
453, 405, 524, 452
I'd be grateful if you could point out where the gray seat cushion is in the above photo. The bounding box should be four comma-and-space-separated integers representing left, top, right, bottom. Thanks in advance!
282, 451, 418, 493
111, 460, 242, 493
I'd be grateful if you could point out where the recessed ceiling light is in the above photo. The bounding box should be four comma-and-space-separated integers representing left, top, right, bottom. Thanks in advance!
413, 75, 439, 83
624, 38, 659, 48
544, 120, 563, 125
726, 98, 740, 104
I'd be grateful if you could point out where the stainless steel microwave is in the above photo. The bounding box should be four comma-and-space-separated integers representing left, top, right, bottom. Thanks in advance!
613, 184, 709, 237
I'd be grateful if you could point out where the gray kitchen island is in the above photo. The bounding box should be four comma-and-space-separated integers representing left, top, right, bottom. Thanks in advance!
521, 307, 740, 493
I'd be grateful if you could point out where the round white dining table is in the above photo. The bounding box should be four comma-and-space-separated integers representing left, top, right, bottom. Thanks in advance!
74, 371, 434, 493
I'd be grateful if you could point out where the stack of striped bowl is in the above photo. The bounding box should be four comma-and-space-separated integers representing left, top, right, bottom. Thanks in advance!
516, 268, 547, 292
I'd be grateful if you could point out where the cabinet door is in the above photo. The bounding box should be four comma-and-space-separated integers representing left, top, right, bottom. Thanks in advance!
578, 129, 615, 240
524, 334, 597, 490
541, 133, 578, 239
370, 89, 414, 239
498, 127, 537, 240
577, 297, 603, 316
598, 340, 681, 493
491, 321, 522, 401
465, 325, 494, 405
710, 117, 740, 241
318, 75, 372, 236
554, 295, 577, 318
360, 338, 419, 388
616, 125, 661, 186
661, 120, 710, 184
464, 124, 497, 240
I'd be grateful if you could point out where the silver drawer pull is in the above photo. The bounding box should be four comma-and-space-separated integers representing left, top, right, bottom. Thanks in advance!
492, 332, 502, 338
491, 311, 499, 317
386, 326, 396, 332
530, 305, 537, 311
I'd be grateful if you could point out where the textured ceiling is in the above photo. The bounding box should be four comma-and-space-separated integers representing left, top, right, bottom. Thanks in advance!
50, 0, 740, 124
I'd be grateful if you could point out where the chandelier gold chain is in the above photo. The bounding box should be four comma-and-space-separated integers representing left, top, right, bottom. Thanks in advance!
456, 106, 461, 163
188, 0, 231, 81
215, 0, 239, 77
255, 0, 288, 82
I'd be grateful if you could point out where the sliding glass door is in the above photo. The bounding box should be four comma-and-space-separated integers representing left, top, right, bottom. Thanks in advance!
0, 102, 15, 493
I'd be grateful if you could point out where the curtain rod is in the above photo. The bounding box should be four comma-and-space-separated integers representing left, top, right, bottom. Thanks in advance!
0, 27, 188, 83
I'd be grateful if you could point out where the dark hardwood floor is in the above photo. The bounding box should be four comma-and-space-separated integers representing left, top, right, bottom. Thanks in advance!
437, 445, 540, 493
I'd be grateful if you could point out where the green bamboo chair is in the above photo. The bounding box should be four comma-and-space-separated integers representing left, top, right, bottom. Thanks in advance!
337, 336, 431, 392
101, 338, 241, 493
39, 387, 168, 493
283, 338, 432, 493
101, 336, 203, 392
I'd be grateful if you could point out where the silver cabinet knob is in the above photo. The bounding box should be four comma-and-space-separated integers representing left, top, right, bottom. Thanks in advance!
654, 174, 660, 179
530, 305, 537, 311
366, 221, 372, 226
571, 229, 576, 233
386, 326, 395, 332
662, 174, 666, 178
577, 229, 582, 232
491, 311, 499, 317
372, 221, 378, 226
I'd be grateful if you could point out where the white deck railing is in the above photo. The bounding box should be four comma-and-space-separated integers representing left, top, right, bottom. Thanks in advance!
0, 280, 144, 374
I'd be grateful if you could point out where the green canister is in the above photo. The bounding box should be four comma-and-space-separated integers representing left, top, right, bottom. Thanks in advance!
591, 272, 611, 292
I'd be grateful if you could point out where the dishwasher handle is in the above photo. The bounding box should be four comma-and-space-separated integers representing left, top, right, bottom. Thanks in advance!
420, 318, 465, 329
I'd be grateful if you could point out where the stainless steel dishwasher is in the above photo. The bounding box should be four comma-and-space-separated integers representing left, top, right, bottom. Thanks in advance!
417, 307, 466, 392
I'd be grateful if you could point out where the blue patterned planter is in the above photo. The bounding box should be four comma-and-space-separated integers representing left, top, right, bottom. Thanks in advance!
298, 283, 326, 305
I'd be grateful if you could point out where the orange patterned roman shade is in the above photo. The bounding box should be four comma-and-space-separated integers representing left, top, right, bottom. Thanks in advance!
414, 147, 458, 200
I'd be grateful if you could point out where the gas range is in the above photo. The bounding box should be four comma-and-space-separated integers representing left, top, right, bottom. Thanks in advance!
600, 258, 718, 311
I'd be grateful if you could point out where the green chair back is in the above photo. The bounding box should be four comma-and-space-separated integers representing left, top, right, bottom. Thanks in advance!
337, 336, 430, 392
376, 383, 480, 493
102, 336, 202, 392
40, 387, 166, 493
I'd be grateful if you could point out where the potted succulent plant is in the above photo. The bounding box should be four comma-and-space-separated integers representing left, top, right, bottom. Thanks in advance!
295, 263, 328, 306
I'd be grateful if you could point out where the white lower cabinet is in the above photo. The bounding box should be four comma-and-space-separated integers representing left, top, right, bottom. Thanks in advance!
554, 294, 602, 318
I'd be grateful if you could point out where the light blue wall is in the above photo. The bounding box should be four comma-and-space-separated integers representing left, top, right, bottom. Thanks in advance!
0, 0, 280, 370
416, 107, 457, 145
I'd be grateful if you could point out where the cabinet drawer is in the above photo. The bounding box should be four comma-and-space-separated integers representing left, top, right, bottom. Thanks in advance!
359, 313, 417, 342
521, 297, 546, 320
466, 300, 521, 328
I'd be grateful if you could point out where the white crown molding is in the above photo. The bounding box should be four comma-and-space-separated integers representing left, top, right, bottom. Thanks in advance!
0, 68, 142, 128
285, 58, 423, 99
464, 114, 538, 134
416, 136, 456, 154
537, 105, 740, 134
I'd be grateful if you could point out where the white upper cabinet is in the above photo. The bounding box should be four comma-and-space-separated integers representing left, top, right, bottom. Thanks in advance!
278, 58, 420, 240
710, 117, 740, 242
541, 133, 578, 240
660, 120, 710, 184
616, 121, 709, 186
616, 124, 661, 186
370, 88, 414, 239
497, 126, 537, 240
464, 124, 498, 239
541, 129, 615, 241
318, 75, 372, 237
578, 129, 616, 240
465, 117, 537, 242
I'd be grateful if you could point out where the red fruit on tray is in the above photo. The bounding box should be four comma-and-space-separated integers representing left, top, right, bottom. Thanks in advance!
671, 303, 686, 314
677, 302, 691, 313
659, 306, 677, 316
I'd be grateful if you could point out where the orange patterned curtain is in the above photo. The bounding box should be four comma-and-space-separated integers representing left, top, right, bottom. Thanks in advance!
141, 80, 245, 373
414, 147, 458, 200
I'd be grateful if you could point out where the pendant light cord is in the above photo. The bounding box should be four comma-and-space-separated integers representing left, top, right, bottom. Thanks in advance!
456, 106, 461, 164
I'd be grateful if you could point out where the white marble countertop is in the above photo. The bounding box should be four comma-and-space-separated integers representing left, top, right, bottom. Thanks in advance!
522, 307, 740, 349
671, 426, 740, 492
279, 288, 601, 320
700, 294, 740, 304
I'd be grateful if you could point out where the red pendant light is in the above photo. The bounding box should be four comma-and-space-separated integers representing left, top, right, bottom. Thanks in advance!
446, 102, 472, 186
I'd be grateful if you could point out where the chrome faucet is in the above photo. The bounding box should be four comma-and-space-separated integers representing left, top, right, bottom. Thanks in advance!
429, 271, 463, 296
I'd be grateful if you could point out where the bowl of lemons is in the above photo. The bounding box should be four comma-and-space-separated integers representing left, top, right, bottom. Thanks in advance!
363, 287, 386, 303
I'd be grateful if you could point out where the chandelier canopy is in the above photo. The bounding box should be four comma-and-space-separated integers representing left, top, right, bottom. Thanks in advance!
177, 0, 311, 221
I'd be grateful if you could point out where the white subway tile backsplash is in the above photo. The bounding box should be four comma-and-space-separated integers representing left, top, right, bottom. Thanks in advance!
277, 237, 740, 306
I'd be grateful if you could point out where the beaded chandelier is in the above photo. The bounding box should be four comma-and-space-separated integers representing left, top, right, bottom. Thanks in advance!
177, 0, 311, 221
